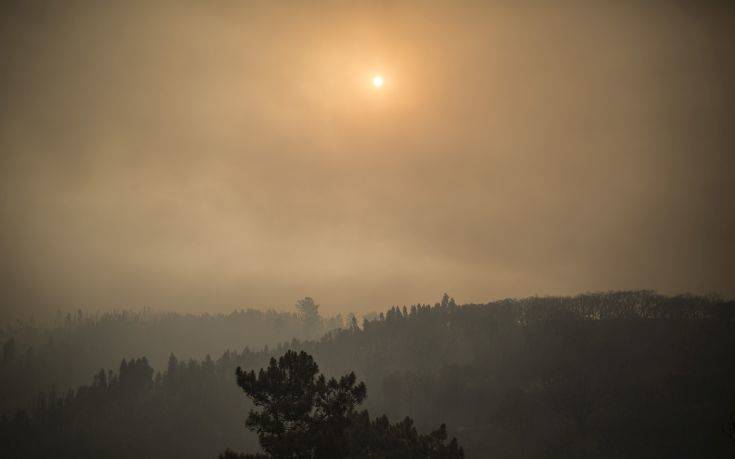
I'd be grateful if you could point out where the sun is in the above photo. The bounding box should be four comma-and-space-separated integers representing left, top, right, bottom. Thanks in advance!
372, 75, 384, 88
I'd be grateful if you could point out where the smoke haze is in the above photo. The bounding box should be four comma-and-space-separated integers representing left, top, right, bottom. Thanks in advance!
1, 1, 734, 320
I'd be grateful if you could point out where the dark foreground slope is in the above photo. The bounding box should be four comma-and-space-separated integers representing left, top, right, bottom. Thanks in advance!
2, 291, 734, 458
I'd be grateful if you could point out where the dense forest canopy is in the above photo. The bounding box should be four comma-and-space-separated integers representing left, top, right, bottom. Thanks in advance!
1, 291, 734, 458
0, 302, 348, 415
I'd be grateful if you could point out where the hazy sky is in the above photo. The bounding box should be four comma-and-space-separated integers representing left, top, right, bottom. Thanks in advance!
1, 1, 733, 320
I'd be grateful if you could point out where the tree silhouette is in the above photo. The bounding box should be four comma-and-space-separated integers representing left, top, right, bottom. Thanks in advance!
235, 350, 365, 458
295, 297, 321, 334
230, 350, 463, 458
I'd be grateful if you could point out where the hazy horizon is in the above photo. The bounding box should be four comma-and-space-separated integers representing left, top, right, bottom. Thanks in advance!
2, 0, 734, 321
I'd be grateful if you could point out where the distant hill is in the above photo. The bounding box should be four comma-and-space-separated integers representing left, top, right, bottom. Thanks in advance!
2, 291, 734, 458
0, 305, 345, 415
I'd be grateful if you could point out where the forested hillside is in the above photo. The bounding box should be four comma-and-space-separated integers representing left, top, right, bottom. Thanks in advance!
0, 299, 345, 415
2, 291, 734, 458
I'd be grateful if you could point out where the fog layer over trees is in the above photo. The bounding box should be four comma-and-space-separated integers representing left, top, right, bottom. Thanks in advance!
0, 301, 345, 415
1, 291, 734, 458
